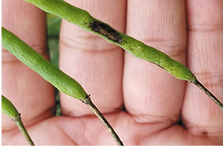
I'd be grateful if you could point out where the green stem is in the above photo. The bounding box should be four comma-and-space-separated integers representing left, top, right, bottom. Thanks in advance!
13, 114, 35, 146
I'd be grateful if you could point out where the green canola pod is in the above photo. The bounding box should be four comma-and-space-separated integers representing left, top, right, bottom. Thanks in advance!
2, 95, 20, 120
24, 0, 196, 82
119, 35, 196, 82
24, 0, 223, 112
2, 27, 123, 145
2, 27, 87, 101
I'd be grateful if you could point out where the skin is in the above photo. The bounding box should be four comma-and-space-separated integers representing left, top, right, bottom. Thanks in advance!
2, 0, 223, 145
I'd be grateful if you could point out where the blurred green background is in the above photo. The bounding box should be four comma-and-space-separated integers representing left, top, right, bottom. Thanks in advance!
47, 13, 61, 116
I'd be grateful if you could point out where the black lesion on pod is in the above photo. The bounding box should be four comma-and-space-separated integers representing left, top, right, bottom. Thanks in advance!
150, 62, 164, 70
157, 64, 164, 69
89, 21, 122, 44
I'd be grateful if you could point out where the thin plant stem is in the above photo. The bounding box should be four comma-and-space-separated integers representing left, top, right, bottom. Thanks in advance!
13, 115, 35, 146
83, 95, 124, 146
192, 79, 223, 111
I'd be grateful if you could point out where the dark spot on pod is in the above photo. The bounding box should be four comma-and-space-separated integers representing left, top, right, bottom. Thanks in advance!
82, 94, 91, 104
150, 62, 165, 70
89, 21, 122, 44
157, 64, 164, 69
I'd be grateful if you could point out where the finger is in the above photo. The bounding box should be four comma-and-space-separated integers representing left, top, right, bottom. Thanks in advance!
59, 0, 126, 116
2, 0, 55, 131
124, 0, 187, 123
182, 0, 223, 138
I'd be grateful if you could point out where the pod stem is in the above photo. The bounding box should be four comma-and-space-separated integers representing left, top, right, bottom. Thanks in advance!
82, 95, 124, 146
12, 114, 35, 146
192, 79, 223, 111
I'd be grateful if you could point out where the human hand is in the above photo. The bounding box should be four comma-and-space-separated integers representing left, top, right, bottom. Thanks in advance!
2, 0, 223, 145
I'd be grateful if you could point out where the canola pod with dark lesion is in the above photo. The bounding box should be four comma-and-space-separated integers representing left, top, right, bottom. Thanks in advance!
23, 0, 223, 111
